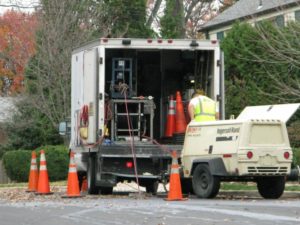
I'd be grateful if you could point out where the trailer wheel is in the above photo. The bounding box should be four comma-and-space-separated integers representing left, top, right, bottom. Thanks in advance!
87, 155, 99, 195
257, 176, 285, 199
192, 164, 220, 198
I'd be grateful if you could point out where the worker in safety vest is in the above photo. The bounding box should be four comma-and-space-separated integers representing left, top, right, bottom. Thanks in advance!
188, 90, 218, 122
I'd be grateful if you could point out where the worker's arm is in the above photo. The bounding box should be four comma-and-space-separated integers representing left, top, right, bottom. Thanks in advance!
188, 103, 194, 120
215, 112, 219, 120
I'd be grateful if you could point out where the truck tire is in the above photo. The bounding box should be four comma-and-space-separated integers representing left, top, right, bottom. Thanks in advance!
87, 155, 99, 195
257, 176, 285, 199
145, 181, 159, 195
99, 187, 113, 195
140, 180, 159, 195
192, 164, 220, 198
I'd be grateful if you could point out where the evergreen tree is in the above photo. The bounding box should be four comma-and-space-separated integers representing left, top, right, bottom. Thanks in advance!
103, 0, 154, 38
160, 0, 184, 38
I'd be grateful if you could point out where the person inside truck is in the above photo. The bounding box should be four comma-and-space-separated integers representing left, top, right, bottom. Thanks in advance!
188, 89, 219, 122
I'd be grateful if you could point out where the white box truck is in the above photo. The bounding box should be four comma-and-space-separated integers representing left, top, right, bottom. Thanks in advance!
68, 38, 224, 194
182, 103, 299, 199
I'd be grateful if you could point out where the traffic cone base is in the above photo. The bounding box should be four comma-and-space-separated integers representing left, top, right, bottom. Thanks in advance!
165, 151, 188, 201
62, 151, 83, 198
35, 150, 53, 195
26, 151, 39, 192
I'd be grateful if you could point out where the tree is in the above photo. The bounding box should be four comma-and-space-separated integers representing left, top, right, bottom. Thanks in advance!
147, 0, 230, 38
221, 21, 300, 118
160, 0, 185, 38
101, 0, 154, 38
25, 0, 97, 127
1, 100, 62, 153
0, 10, 37, 96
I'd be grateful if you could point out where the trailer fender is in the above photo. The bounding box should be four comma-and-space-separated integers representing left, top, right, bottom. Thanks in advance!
191, 158, 228, 176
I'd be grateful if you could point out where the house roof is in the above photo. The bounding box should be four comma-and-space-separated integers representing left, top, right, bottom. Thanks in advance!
0, 97, 17, 123
199, 0, 300, 31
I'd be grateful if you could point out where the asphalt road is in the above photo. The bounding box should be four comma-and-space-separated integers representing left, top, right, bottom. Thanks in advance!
1, 194, 300, 225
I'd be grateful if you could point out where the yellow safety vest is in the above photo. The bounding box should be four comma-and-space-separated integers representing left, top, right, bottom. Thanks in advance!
194, 96, 216, 122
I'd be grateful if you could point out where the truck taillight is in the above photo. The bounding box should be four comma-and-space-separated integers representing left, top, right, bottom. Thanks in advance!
157, 39, 163, 43
284, 152, 290, 159
126, 161, 133, 168
102, 38, 108, 43
167, 39, 173, 43
147, 39, 153, 43
247, 151, 253, 159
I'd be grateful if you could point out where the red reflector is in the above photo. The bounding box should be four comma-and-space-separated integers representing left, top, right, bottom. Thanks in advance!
284, 152, 290, 159
211, 40, 218, 44
102, 38, 108, 43
223, 154, 232, 158
157, 39, 163, 43
126, 161, 133, 168
167, 39, 173, 43
147, 39, 153, 43
247, 151, 253, 159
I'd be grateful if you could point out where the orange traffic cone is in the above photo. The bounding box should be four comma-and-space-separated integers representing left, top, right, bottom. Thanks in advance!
174, 91, 187, 134
81, 176, 88, 194
26, 151, 39, 192
36, 150, 53, 195
165, 151, 187, 201
164, 95, 176, 137
62, 151, 82, 198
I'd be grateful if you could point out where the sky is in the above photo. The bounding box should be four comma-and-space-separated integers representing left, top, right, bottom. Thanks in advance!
0, 0, 39, 14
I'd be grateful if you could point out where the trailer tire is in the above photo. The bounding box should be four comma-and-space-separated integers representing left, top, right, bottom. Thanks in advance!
257, 176, 285, 199
87, 155, 99, 195
192, 164, 220, 198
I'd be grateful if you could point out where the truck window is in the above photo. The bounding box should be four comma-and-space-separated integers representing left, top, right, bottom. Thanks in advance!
249, 124, 284, 145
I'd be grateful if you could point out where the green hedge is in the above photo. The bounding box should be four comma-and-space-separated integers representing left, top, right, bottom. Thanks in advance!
293, 148, 300, 167
3, 145, 69, 182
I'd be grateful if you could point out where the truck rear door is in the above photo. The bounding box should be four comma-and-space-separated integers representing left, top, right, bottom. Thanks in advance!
83, 48, 98, 144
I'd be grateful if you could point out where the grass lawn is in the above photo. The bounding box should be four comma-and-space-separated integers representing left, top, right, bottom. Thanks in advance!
221, 182, 300, 192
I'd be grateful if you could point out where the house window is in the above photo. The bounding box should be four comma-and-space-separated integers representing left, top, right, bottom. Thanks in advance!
216, 31, 224, 40
275, 15, 285, 27
205, 32, 210, 40
295, 10, 300, 21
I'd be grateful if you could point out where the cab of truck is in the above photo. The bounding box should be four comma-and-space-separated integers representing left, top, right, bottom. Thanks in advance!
181, 103, 299, 199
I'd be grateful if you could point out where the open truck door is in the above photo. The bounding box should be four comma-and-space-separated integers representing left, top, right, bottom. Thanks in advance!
237, 103, 300, 123
82, 48, 99, 144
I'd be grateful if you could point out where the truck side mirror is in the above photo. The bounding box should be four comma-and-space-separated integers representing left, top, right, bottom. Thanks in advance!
59, 121, 70, 136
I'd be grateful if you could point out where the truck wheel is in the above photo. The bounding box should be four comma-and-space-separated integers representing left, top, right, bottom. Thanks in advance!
192, 164, 220, 198
145, 181, 159, 195
99, 187, 113, 195
257, 176, 285, 199
87, 155, 99, 195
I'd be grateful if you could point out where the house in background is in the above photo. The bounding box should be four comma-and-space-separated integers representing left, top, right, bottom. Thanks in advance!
0, 97, 16, 144
199, 0, 300, 40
